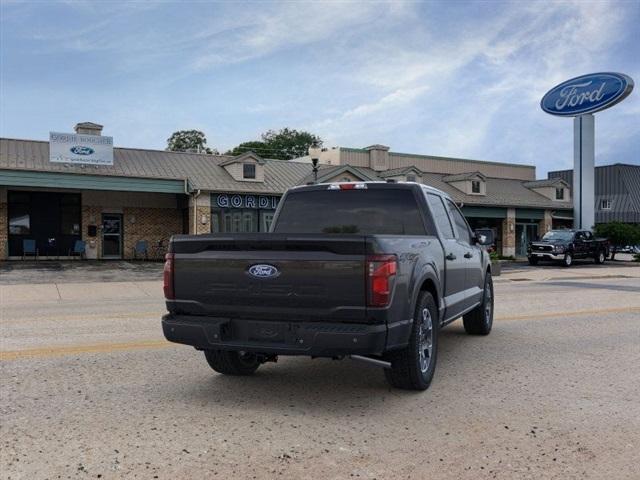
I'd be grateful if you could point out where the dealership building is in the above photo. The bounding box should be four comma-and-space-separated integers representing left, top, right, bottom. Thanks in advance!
1, 123, 575, 261
548, 163, 640, 224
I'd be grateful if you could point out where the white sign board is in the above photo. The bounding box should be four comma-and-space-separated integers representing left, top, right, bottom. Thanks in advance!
49, 132, 114, 166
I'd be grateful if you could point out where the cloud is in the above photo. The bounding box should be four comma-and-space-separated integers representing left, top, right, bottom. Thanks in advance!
309, 0, 637, 173
190, 2, 408, 71
1, 0, 637, 174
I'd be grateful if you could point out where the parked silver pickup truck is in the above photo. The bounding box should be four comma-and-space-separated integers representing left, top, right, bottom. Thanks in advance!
162, 182, 494, 390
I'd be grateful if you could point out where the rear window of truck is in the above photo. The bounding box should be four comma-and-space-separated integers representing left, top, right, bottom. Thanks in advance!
273, 188, 427, 235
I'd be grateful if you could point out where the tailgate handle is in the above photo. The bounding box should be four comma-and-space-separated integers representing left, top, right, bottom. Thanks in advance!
446, 253, 457, 261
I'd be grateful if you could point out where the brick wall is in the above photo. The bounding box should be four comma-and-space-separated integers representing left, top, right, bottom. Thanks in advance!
187, 206, 211, 235
123, 207, 183, 260
81, 205, 103, 259
501, 208, 516, 257
539, 210, 553, 237
81, 205, 182, 260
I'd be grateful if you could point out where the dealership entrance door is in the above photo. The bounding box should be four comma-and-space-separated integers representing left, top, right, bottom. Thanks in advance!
516, 223, 539, 257
102, 213, 123, 259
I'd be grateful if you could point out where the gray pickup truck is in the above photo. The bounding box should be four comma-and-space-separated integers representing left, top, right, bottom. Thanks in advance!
162, 182, 494, 390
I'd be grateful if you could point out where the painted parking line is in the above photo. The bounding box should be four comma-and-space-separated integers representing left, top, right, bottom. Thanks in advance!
0, 339, 174, 361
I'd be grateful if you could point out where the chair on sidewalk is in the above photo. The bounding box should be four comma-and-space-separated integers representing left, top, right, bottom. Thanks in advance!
133, 240, 149, 260
22, 239, 38, 261
68, 240, 86, 260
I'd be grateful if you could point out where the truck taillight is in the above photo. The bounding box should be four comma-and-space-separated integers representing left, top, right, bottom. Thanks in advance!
163, 253, 175, 300
367, 254, 397, 307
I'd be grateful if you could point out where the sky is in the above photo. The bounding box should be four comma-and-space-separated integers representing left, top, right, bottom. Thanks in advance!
1, 0, 638, 177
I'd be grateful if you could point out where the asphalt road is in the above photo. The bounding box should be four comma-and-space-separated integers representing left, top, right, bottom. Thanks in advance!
1, 263, 639, 479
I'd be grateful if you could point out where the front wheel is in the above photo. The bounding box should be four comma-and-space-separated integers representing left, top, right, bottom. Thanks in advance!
595, 250, 606, 264
528, 256, 539, 265
463, 272, 494, 335
204, 349, 261, 376
384, 291, 438, 391
562, 253, 573, 267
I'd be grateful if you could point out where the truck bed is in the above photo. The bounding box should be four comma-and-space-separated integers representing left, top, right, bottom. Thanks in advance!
168, 233, 373, 323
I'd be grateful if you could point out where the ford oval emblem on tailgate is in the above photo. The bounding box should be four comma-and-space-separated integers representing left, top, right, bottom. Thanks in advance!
247, 264, 280, 279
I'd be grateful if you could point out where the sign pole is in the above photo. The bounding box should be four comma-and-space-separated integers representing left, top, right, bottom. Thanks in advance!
573, 114, 595, 229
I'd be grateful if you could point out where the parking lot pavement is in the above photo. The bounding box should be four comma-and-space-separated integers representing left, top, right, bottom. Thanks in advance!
0, 260, 164, 285
1, 263, 639, 479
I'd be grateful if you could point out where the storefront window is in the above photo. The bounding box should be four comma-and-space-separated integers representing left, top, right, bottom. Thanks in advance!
8, 192, 30, 234
7, 191, 81, 257
210, 193, 279, 233
9, 209, 30, 234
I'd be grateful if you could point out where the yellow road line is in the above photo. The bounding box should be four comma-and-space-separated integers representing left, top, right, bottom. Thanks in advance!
3, 306, 640, 361
0, 339, 173, 361
496, 305, 640, 321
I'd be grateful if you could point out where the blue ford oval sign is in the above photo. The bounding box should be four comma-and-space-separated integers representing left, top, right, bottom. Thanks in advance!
247, 264, 280, 279
70, 145, 95, 155
541, 72, 633, 116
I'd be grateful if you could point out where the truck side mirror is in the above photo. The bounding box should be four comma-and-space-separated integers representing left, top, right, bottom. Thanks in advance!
474, 230, 494, 246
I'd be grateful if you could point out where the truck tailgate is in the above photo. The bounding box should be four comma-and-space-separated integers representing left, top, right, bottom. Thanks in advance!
169, 234, 368, 322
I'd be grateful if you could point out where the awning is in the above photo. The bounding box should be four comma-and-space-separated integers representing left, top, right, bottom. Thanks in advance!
0, 169, 186, 194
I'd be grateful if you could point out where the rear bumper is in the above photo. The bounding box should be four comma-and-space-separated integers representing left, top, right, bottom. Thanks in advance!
162, 314, 390, 357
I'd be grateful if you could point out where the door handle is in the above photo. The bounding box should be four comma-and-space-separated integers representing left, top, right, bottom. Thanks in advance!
446, 253, 457, 261
464, 252, 473, 259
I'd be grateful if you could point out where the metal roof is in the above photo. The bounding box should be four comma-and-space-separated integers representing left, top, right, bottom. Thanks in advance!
296, 163, 572, 210
0, 137, 574, 210
523, 178, 568, 188
549, 164, 640, 222
0, 137, 311, 195
442, 171, 486, 182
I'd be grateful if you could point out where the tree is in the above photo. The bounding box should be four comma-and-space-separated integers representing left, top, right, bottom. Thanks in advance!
260, 128, 322, 160
594, 222, 640, 260
225, 141, 269, 157
226, 128, 322, 160
167, 130, 217, 154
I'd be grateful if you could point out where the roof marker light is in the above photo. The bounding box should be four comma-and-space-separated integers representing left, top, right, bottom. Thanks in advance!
327, 183, 368, 190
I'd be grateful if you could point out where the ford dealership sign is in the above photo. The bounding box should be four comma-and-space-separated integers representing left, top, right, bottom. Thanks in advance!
50, 132, 114, 165
541, 72, 634, 116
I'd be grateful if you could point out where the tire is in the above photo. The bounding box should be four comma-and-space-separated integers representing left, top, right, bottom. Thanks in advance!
384, 291, 438, 391
204, 349, 261, 376
528, 256, 539, 266
463, 272, 494, 335
594, 250, 606, 264
562, 253, 573, 267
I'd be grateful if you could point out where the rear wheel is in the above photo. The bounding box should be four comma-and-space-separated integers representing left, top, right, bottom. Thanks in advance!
595, 250, 606, 264
204, 349, 261, 376
463, 272, 494, 335
562, 253, 573, 267
384, 291, 438, 391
